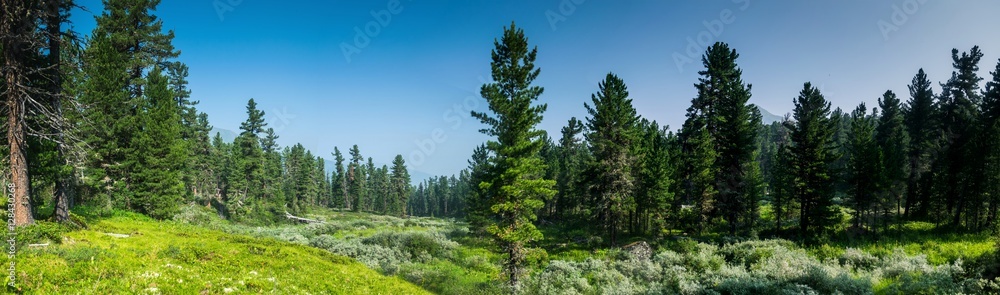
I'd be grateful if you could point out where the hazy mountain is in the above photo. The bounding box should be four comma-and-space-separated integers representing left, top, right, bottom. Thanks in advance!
210, 127, 239, 143
758, 107, 784, 125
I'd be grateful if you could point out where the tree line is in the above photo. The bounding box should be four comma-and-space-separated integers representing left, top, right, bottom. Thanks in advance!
1, 0, 414, 226
398, 23, 1000, 290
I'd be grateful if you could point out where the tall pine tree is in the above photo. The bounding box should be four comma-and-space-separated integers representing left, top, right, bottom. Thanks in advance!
700, 42, 761, 236
904, 69, 938, 219
787, 82, 838, 241
584, 73, 639, 244
875, 90, 909, 230
470, 22, 556, 290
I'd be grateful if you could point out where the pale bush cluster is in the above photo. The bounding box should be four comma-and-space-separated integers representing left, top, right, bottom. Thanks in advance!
308, 230, 458, 274
523, 239, 973, 295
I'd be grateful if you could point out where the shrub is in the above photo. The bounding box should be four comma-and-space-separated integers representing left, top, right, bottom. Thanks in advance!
522, 260, 592, 295
14, 221, 69, 245
301, 222, 345, 237
350, 220, 376, 230
840, 247, 879, 271
524, 247, 549, 269
172, 204, 221, 227
362, 231, 458, 262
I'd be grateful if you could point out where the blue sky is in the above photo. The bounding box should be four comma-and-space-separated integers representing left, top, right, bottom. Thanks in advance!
69, 0, 1000, 178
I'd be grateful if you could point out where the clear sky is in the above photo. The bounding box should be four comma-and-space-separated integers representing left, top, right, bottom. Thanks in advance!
68, 0, 1000, 178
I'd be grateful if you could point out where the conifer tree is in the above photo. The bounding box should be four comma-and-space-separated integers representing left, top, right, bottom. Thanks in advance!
936, 46, 983, 226
78, 0, 176, 208
555, 117, 586, 220
332, 147, 347, 209
678, 114, 717, 234
787, 82, 838, 241
130, 68, 185, 219
391, 155, 411, 216
979, 59, 1000, 226
769, 133, 795, 234
635, 120, 675, 234
847, 103, 880, 232
904, 69, 938, 218
348, 145, 365, 212
470, 22, 556, 290
584, 73, 639, 244
227, 98, 267, 221
465, 144, 493, 229
700, 42, 762, 236
875, 90, 909, 230
980, 60, 1000, 226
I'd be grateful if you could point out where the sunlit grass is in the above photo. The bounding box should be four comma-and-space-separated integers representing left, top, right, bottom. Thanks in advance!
2, 208, 430, 294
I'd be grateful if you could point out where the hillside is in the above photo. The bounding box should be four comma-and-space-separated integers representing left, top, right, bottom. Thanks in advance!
2, 208, 430, 294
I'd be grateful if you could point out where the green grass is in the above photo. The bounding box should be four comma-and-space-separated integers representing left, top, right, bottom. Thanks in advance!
1, 209, 431, 294
811, 221, 995, 265
5, 203, 995, 294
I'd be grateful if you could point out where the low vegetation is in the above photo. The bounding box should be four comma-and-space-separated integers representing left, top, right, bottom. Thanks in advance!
171, 205, 1000, 294
1, 206, 430, 294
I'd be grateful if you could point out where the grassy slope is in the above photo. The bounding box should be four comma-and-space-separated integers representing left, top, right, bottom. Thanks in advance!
2, 211, 431, 294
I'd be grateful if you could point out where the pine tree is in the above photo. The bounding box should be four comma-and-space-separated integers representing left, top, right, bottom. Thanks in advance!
261, 127, 285, 213
465, 144, 493, 229
555, 117, 586, 221
847, 103, 880, 232
348, 145, 365, 212
700, 42, 761, 236
470, 22, 556, 290
981, 59, 1000, 227
635, 120, 675, 234
787, 82, 838, 242
2, 0, 45, 225
875, 90, 909, 231
678, 113, 717, 234
46, 0, 78, 223
227, 98, 267, 221
391, 155, 411, 217
829, 107, 852, 201
210, 132, 232, 205
584, 73, 639, 244
769, 132, 795, 234
130, 67, 185, 219
904, 69, 938, 219
332, 147, 347, 210
316, 155, 329, 208
364, 157, 375, 212
936, 46, 983, 226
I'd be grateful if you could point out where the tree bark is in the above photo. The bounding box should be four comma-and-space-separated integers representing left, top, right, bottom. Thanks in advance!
3, 0, 36, 226
47, 0, 72, 223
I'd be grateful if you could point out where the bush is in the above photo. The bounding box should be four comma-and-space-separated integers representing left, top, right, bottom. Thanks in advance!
14, 221, 70, 245
521, 239, 974, 295
522, 260, 592, 295
172, 204, 221, 227
362, 231, 458, 262
301, 222, 346, 237
840, 247, 879, 271
524, 247, 549, 269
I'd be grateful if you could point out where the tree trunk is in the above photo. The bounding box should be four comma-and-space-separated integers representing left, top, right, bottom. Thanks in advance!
48, 0, 72, 223
3, 0, 36, 226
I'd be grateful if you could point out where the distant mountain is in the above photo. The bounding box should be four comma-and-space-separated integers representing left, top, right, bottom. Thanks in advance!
758, 107, 784, 125
210, 127, 238, 143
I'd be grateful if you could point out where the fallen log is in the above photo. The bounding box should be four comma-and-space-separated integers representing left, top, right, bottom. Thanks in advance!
285, 212, 323, 224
